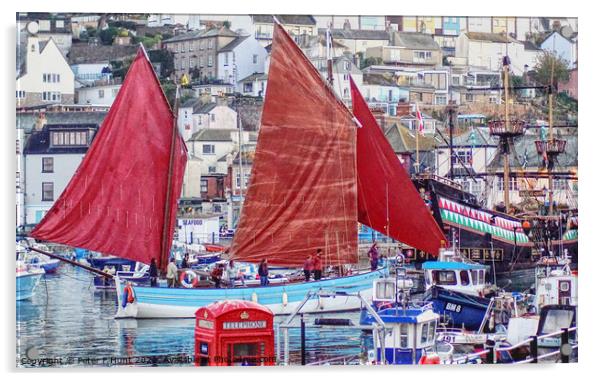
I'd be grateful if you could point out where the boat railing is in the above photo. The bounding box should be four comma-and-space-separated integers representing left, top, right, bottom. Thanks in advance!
413, 173, 463, 191
450, 326, 577, 364
306, 354, 360, 366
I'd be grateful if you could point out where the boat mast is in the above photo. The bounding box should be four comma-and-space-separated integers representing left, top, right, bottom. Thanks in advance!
237, 107, 245, 217
502, 17, 511, 210
547, 40, 556, 216
326, 23, 334, 87
160, 82, 181, 272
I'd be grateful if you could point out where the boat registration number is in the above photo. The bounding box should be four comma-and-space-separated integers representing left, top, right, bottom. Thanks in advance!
445, 302, 462, 313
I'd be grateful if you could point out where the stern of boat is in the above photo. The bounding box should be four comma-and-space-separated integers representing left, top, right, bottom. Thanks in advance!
114, 275, 138, 319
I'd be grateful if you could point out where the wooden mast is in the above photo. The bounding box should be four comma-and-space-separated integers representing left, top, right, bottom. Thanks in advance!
160, 82, 180, 272
502, 17, 511, 211
547, 39, 556, 216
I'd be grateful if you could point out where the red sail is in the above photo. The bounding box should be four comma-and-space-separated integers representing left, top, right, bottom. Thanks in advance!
230, 23, 358, 266
351, 78, 446, 256
31, 49, 187, 269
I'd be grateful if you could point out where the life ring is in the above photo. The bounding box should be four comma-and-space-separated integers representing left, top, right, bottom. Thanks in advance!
419, 354, 440, 364
180, 270, 199, 288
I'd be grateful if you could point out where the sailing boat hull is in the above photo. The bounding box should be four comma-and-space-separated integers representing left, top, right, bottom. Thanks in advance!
115, 269, 385, 318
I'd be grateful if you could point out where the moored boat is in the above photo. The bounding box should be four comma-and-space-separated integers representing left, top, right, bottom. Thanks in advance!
16, 261, 45, 301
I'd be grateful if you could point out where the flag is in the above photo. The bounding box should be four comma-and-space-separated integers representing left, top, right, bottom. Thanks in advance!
416, 104, 424, 135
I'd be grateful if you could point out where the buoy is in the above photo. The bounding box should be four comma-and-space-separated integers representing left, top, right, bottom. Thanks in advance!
179, 270, 199, 288
282, 292, 288, 306
251, 292, 258, 303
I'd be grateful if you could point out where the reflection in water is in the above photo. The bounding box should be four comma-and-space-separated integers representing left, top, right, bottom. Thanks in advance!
16, 265, 371, 367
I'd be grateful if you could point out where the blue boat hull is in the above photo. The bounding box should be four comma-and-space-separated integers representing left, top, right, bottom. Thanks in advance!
40, 260, 60, 273
425, 287, 490, 331
116, 269, 387, 318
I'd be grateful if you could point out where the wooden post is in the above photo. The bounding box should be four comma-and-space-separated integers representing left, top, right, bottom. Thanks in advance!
561, 328, 570, 363
529, 335, 538, 363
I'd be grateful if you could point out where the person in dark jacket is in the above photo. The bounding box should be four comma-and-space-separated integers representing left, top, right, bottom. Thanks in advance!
149, 258, 158, 287
303, 255, 313, 281
312, 250, 323, 280
181, 253, 189, 269
258, 259, 269, 286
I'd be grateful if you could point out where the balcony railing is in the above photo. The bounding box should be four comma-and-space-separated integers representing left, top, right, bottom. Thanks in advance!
488, 119, 526, 138
535, 138, 567, 155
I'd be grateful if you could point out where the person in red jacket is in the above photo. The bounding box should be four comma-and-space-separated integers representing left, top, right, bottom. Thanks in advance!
312, 249, 323, 280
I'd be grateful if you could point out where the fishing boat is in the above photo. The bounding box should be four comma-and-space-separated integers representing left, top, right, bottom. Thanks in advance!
28, 22, 445, 319
16, 261, 45, 301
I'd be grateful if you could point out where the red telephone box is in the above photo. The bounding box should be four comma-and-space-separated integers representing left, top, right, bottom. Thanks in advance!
194, 300, 275, 366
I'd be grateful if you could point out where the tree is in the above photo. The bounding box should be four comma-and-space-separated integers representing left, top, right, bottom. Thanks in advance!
148, 49, 175, 79
360, 56, 383, 69
223, 20, 232, 29
99, 27, 119, 45
533, 51, 570, 88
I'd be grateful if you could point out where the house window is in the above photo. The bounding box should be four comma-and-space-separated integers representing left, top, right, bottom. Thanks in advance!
497, 177, 519, 191
465, 93, 474, 103
343, 88, 350, 99
343, 61, 351, 71
42, 182, 54, 201
210, 114, 216, 122
208, 56, 213, 67
413, 51, 432, 62
16, 90, 26, 99
42, 157, 54, 173
56, 20, 64, 28
189, 41, 193, 51
42, 92, 61, 102
243, 82, 253, 93
190, 58, 194, 68
253, 54, 258, 64
343, 74, 349, 81
202, 144, 215, 154
435, 95, 447, 105
224, 54, 229, 66
201, 179, 208, 193
452, 150, 472, 165
208, 166, 216, 173
208, 40, 214, 49
98, 89, 105, 98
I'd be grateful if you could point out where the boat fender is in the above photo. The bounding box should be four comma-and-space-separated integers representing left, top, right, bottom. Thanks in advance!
419, 354, 440, 365
179, 270, 199, 289
252, 292, 258, 303
122, 283, 135, 308
282, 292, 288, 306
318, 295, 324, 310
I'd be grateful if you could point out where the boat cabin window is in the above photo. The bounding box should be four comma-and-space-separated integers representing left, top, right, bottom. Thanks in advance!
471, 270, 479, 285
479, 270, 485, 285
433, 271, 456, 285
399, 324, 408, 348
375, 281, 395, 300
540, 309, 575, 335
460, 270, 470, 286
420, 321, 437, 346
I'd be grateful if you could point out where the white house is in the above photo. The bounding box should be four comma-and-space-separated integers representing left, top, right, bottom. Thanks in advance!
178, 99, 238, 141
18, 17, 73, 56
216, 34, 267, 86
186, 128, 256, 176
23, 123, 98, 224
540, 31, 577, 69
71, 62, 112, 85
17, 35, 75, 107
75, 83, 121, 106
455, 32, 536, 75
237, 73, 268, 98
317, 56, 363, 104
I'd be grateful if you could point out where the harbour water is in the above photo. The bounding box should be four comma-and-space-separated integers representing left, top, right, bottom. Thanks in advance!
16, 264, 374, 367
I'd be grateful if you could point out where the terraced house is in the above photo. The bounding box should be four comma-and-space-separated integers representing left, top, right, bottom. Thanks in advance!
163, 26, 239, 80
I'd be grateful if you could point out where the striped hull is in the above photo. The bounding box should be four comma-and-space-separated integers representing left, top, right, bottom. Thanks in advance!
115, 269, 386, 319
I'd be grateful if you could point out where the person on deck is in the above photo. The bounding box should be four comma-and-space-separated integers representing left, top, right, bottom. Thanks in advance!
181, 253, 189, 269
226, 260, 238, 288
166, 257, 178, 288
313, 250, 323, 280
149, 258, 158, 287
258, 259, 269, 286
303, 255, 313, 282
368, 243, 379, 271
211, 264, 224, 289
